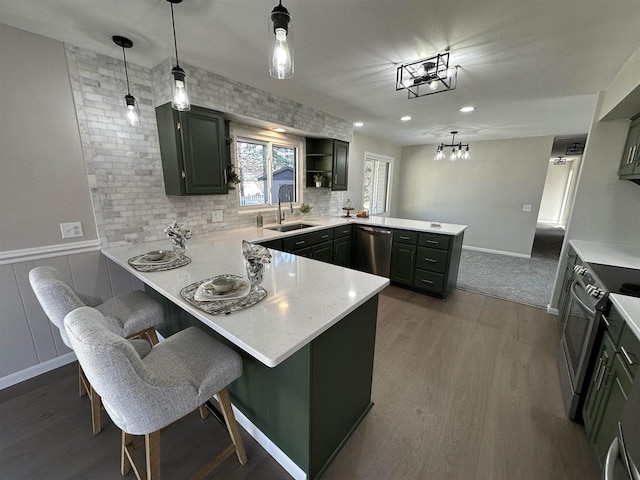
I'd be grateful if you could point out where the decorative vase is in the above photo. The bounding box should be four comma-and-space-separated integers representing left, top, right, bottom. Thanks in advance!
245, 258, 265, 288
170, 239, 186, 259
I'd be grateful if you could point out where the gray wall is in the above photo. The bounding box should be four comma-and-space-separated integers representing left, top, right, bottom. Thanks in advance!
396, 136, 554, 256
0, 24, 97, 251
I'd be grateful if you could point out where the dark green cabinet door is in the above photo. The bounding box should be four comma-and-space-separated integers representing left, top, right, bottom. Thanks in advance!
590, 353, 634, 466
312, 241, 333, 263
582, 332, 615, 437
259, 239, 283, 251
291, 246, 313, 257
333, 236, 352, 267
156, 103, 229, 195
619, 116, 640, 176
332, 140, 349, 191
390, 243, 416, 285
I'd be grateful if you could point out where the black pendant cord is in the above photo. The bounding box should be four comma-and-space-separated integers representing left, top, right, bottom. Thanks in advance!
170, 2, 180, 68
121, 46, 132, 96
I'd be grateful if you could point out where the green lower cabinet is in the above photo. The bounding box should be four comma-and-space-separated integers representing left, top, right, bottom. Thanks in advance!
291, 246, 312, 257
312, 240, 333, 263
589, 353, 634, 466
390, 243, 416, 285
413, 269, 444, 294
332, 236, 352, 267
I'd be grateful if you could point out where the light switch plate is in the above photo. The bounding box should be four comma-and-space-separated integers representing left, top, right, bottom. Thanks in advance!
522, 204, 532, 212
60, 222, 84, 238
212, 211, 224, 222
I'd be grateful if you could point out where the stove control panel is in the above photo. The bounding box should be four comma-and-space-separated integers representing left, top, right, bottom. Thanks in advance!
585, 284, 604, 299
574, 265, 587, 276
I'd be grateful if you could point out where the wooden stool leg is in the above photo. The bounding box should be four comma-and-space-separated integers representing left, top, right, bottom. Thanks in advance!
89, 386, 102, 435
145, 431, 161, 480
145, 328, 159, 346
198, 405, 209, 419
121, 431, 133, 475
78, 364, 87, 397
217, 388, 247, 465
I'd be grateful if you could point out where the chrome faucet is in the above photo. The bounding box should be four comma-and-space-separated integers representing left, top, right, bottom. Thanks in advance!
277, 184, 294, 224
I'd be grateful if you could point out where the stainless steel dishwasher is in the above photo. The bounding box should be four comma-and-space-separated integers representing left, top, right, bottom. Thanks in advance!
354, 225, 393, 277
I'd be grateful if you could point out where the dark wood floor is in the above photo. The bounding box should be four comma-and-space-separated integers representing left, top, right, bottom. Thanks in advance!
0, 287, 598, 480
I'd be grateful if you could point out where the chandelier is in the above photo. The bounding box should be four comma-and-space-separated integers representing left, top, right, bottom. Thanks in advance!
434, 131, 470, 161
396, 52, 458, 99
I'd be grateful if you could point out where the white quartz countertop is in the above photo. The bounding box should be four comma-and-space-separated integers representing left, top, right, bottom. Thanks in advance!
570, 240, 640, 269
610, 294, 640, 341
102, 220, 393, 368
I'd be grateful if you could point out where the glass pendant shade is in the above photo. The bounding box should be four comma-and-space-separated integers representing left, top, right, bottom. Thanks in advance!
434, 146, 444, 161
171, 66, 191, 111
124, 94, 141, 127
269, 1, 293, 79
462, 146, 470, 160
448, 148, 458, 161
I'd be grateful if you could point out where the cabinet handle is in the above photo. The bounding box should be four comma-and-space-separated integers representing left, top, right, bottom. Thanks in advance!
596, 364, 608, 391
399, 236, 410, 240
424, 258, 437, 263
295, 240, 306, 246
628, 145, 637, 165
620, 346, 635, 366
334, 173, 338, 184
181, 170, 186, 179
602, 314, 610, 327
426, 240, 440, 244
321, 234, 329, 239
593, 357, 604, 384
421, 279, 434, 284
224, 168, 228, 184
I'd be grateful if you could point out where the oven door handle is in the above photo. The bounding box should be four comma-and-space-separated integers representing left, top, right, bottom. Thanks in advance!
570, 280, 597, 317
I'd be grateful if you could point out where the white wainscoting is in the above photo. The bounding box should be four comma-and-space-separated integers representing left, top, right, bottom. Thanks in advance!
0, 242, 143, 389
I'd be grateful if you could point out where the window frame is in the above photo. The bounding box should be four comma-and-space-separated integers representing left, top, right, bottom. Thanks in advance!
363, 152, 394, 217
232, 125, 304, 212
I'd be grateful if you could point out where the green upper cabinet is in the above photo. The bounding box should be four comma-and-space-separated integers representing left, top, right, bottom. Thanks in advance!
305, 138, 349, 191
618, 114, 640, 180
155, 103, 229, 195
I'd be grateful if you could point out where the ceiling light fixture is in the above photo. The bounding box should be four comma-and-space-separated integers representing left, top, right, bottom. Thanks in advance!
566, 143, 584, 155
396, 52, 458, 99
553, 156, 567, 165
400, 116, 412, 122
167, 0, 190, 111
269, 0, 293, 79
112, 35, 141, 127
434, 131, 470, 161
460, 106, 475, 113
354, 122, 364, 127
273, 128, 286, 133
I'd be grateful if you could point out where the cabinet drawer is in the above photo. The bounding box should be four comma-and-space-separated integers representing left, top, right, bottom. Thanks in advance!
282, 228, 334, 251
393, 229, 418, 244
259, 239, 283, 251
618, 324, 640, 378
418, 232, 451, 250
415, 247, 448, 273
333, 225, 352, 239
413, 269, 444, 294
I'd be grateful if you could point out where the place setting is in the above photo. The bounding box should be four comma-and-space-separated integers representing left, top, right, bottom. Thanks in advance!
127, 222, 192, 272
180, 241, 271, 315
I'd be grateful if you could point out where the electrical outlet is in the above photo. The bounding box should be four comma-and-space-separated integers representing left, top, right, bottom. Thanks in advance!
212, 211, 224, 223
522, 204, 532, 212
60, 222, 84, 238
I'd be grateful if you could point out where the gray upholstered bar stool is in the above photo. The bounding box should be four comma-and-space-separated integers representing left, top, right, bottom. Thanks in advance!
29, 265, 164, 434
65, 306, 247, 480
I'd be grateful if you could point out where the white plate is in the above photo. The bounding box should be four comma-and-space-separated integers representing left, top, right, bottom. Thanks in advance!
131, 251, 177, 266
194, 275, 251, 302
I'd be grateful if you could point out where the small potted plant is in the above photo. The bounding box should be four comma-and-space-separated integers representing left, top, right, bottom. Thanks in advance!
313, 173, 324, 188
300, 203, 312, 215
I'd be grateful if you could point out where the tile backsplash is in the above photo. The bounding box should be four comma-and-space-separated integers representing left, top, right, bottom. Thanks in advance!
66, 45, 352, 247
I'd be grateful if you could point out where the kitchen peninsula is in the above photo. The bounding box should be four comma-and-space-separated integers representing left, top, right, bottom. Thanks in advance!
101, 216, 466, 479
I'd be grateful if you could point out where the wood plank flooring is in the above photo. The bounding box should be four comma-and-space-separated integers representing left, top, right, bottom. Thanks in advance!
0, 287, 598, 480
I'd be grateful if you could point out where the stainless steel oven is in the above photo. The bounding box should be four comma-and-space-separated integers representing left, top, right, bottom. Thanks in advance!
558, 265, 607, 420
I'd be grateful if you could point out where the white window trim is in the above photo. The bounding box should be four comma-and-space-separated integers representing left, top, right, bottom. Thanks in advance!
232, 125, 305, 214
363, 151, 394, 217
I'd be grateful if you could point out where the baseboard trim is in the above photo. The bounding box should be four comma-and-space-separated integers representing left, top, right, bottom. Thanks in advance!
547, 306, 559, 315
0, 352, 77, 390
462, 245, 531, 259
231, 403, 307, 480
0, 239, 102, 265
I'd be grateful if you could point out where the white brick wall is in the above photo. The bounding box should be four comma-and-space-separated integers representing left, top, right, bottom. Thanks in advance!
66, 45, 352, 247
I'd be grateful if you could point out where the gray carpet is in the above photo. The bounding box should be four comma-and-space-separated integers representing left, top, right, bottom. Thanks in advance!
456, 226, 564, 309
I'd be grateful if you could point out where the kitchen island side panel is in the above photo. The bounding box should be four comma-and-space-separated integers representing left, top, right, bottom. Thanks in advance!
146, 286, 379, 478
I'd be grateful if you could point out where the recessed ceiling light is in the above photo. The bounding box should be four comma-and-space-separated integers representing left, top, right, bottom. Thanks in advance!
354, 122, 364, 127
273, 128, 286, 133
460, 106, 475, 113
400, 116, 412, 122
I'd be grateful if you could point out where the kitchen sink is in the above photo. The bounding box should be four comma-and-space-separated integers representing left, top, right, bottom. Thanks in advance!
265, 223, 316, 232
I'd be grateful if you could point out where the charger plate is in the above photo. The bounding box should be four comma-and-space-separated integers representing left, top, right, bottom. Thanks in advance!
181, 278, 267, 315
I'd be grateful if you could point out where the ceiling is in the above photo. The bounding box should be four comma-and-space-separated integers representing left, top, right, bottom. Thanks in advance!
2, 0, 640, 146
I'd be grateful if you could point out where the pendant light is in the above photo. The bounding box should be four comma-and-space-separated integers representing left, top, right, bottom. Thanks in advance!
112, 36, 141, 127
269, 0, 293, 79
167, 0, 190, 111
